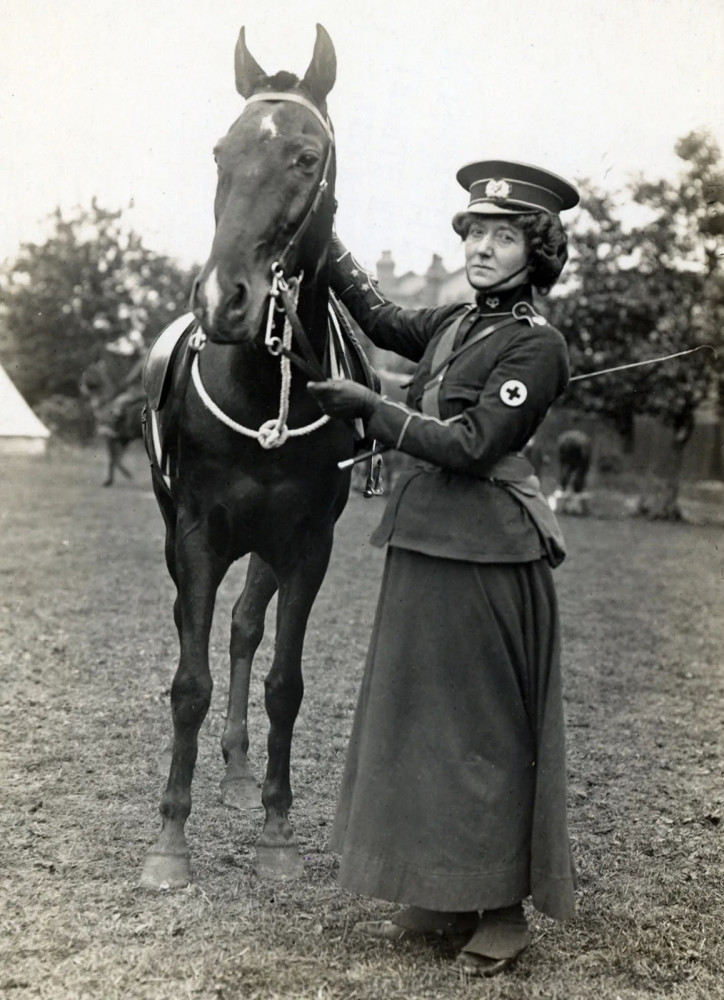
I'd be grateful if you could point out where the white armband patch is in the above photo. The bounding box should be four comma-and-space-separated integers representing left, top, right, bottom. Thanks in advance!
499, 380, 528, 407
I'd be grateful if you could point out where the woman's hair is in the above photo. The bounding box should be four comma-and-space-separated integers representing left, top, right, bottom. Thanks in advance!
458, 212, 569, 295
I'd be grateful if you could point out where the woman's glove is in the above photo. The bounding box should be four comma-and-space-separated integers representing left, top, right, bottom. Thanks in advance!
307, 379, 379, 420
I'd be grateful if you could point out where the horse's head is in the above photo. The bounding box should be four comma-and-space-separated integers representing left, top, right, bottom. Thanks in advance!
191, 24, 337, 345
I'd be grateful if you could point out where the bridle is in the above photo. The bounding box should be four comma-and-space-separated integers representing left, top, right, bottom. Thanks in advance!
245, 91, 336, 282
192, 89, 335, 381
248, 91, 336, 380
189, 88, 339, 447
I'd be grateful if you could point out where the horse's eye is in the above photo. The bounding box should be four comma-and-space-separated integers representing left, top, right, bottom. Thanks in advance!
296, 151, 319, 169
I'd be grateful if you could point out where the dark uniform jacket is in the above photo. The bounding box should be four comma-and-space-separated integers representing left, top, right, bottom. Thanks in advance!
336, 278, 570, 564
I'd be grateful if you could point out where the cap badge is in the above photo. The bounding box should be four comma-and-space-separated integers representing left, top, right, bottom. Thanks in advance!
485, 178, 511, 201
499, 379, 528, 407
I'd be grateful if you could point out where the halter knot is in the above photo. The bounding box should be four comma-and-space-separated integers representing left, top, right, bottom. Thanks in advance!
257, 419, 289, 449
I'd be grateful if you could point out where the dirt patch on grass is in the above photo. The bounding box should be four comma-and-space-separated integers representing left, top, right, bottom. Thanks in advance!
1, 445, 723, 999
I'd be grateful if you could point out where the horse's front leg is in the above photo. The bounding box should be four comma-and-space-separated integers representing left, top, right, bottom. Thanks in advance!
220, 554, 278, 810
140, 520, 226, 890
114, 442, 134, 480
254, 527, 334, 879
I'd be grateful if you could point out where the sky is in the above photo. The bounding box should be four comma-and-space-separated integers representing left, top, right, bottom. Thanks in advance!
2, 0, 723, 276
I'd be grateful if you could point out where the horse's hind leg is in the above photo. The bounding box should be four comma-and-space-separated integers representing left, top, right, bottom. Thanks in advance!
255, 527, 334, 879
102, 439, 115, 487
220, 554, 278, 810
103, 439, 132, 486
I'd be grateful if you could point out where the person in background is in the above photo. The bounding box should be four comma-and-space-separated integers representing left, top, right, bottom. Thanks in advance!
548, 427, 593, 514
307, 160, 580, 977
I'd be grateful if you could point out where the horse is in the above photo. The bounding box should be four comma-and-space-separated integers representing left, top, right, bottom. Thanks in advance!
139, 25, 361, 889
80, 356, 145, 486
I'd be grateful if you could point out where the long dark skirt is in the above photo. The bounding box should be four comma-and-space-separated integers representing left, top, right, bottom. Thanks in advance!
330, 546, 576, 920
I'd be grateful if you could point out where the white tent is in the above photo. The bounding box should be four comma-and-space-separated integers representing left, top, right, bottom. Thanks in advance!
0, 363, 51, 455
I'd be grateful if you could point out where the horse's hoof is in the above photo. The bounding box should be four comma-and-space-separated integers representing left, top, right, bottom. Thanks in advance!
254, 843, 304, 880
138, 850, 191, 891
220, 775, 262, 811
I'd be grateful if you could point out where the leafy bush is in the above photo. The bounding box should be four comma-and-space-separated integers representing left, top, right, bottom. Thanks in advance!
34, 393, 96, 445
596, 447, 624, 474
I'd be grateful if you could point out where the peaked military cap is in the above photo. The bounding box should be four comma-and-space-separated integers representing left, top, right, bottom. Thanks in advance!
452, 159, 579, 234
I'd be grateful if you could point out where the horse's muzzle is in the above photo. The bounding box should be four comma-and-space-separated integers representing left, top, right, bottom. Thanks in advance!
191, 267, 262, 343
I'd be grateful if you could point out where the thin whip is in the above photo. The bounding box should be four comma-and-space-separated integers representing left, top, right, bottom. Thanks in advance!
569, 344, 716, 382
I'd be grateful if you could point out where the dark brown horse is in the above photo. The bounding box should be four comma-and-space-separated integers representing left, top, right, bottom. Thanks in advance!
140, 25, 357, 889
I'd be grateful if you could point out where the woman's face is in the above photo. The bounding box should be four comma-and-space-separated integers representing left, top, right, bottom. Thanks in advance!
464, 217, 529, 291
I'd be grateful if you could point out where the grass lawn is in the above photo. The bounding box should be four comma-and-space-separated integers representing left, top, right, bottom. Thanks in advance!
1, 443, 722, 999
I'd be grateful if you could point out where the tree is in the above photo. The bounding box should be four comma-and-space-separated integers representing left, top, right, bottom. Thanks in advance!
0, 201, 197, 407
549, 131, 723, 516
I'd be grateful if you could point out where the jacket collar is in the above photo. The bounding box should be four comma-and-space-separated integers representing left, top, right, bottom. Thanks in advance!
475, 283, 533, 316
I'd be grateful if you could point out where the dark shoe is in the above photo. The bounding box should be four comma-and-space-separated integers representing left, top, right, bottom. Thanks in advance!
453, 904, 530, 977
453, 952, 523, 977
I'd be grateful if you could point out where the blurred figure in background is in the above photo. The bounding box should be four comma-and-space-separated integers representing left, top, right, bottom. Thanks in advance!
548, 428, 592, 514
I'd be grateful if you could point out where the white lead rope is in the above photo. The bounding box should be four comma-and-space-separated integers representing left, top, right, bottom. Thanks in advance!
190, 354, 329, 447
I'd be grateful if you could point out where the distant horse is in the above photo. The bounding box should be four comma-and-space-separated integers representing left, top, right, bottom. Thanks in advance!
140, 25, 362, 889
80, 357, 145, 486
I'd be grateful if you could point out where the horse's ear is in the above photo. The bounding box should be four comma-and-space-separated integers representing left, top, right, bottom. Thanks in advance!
235, 27, 267, 98
301, 24, 336, 105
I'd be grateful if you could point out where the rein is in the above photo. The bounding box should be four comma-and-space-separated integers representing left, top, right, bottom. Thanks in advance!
191, 89, 337, 448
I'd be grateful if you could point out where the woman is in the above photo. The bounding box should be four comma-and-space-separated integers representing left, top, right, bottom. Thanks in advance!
308, 160, 579, 977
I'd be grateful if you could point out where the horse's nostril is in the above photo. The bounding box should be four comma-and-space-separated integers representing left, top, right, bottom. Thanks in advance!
227, 282, 249, 318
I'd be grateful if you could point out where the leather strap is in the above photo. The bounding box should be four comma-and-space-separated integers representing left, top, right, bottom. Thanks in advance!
420, 311, 471, 418
276, 284, 326, 380
420, 311, 519, 419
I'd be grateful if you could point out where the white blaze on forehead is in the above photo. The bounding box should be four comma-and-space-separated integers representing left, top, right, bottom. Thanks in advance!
259, 113, 279, 138
204, 266, 223, 326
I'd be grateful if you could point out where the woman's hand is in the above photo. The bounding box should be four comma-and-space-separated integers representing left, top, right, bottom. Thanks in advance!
307, 379, 379, 420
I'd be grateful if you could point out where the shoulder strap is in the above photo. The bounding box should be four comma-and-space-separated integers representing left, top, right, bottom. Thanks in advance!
419, 310, 472, 418
420, 311, 519, 419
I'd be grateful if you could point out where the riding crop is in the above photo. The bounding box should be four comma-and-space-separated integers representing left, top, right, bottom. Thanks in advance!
337, 343, 718, 470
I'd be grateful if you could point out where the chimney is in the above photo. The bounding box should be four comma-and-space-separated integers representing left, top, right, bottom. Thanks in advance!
424, 254, 447, 306
376, 251, 396, 293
